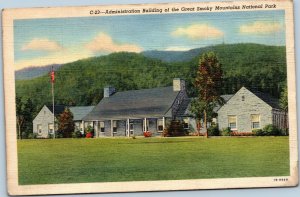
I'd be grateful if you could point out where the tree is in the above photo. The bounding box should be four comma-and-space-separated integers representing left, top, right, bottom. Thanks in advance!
194, 52, 223, 138
58, 108, 75, 138
22, 98, 35, 138
16, 96, 24, 139
279, 85, 288, 131
189, 99, 205, 135
279, 85, 288, 111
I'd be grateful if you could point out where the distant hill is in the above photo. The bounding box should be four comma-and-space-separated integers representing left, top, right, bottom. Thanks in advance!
142, 47, 205, 62
16, 43, 287, 114
15, 64, 61, 80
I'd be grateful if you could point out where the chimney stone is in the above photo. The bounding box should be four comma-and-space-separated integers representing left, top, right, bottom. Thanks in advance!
104, 86, 116, 97
173, 78, 185, 92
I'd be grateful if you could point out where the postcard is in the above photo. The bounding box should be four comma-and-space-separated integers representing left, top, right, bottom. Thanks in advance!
2, 0, 298, 195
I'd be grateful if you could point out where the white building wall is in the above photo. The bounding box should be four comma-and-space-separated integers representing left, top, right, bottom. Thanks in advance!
33, 105, 57, 138
217, 87, 273, 132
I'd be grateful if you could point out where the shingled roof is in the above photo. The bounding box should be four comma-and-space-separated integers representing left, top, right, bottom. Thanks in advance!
46, 105, 66, 116
69, 106, 95, 121
83, 86, 179, 120
213, 94, 234, 112
177, 94, 234, 117
249, 89, 281, 109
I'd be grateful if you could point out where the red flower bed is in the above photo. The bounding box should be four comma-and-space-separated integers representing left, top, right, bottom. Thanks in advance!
85, 132, 93, 138
230, 131, 253, 136
143, 131, 152, 137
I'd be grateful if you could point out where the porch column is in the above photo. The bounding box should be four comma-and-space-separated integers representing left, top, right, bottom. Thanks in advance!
82, 120, 85, 134
162, 117, 165, 130
127, 119, 130, 137
94, 121, 98, 138
111, 120, 113, 137
144, 118, 147, 132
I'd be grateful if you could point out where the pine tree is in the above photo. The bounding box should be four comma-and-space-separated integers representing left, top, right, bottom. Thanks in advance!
22, 98, 35, 138
194, 52, 223, 138
58, 108, 75, 138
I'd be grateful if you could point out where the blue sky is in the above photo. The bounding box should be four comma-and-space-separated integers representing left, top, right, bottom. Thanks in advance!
14, 10, 285, 70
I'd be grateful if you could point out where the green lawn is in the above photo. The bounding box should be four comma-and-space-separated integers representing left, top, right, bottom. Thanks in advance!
17, 137, 290, 185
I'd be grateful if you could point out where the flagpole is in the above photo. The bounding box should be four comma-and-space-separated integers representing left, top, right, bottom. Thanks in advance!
51, 67, 55, 139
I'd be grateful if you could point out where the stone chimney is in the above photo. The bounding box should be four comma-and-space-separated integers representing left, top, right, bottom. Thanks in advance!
173, 78, 185, 92
104, 86, 116, 98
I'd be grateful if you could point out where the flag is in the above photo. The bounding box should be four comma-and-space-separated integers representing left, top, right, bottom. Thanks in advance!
50, 67, 55, 83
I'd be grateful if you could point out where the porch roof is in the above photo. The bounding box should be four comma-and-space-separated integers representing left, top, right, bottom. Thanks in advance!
69, 106, 95, 121
83, 86, 178, 120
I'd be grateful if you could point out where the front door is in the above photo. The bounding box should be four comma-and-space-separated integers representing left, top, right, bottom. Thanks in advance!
129, 123, 134, 136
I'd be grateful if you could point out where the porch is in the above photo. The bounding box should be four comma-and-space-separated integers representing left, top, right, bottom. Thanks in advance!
82, 117, 171, 137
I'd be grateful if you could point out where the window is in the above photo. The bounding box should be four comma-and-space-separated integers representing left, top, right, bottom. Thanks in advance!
157, 119, 164, 131
228, 116, 237, 130
100, 121, 105, 132
85, 122, 93, 128
113, 120, 117, 133
183, 118, 189, 129
242, 96, 245, 101
75, 122, 81, 130
37, 124, 42, 133
48, 123, 54, 134
251, 114, 260, 129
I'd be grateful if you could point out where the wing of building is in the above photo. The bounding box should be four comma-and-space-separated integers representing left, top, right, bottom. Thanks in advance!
217, 87, 287, 132
33, 105, 94, 138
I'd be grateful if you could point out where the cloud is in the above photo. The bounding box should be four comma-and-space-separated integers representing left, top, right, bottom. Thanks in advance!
164, 46, 192, 51
15, 47, 93, 70
86, 32, 143, 53
21, 38, 63, 51
15, 33, 143, 70
171, 24, 224, 40
240, 21, 283, 34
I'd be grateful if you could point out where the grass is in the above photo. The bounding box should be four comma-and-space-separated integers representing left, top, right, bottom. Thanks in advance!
17, 136, 290, 185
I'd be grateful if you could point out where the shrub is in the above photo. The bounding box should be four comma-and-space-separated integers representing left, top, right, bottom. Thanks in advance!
72, 130, 83, 138
207, 125, 220, 136
252, 129, 263, 136
85, 125, 94, 138
165, 120, 188, 137
28, 133, 38, 139
281, 128, 289, 136
143, 131, 152, 137
253, 124, 283, 136
21, 132, 28, 139
221, 127, 232, 136
55, 131, 63, 138
262, 124, 282, 136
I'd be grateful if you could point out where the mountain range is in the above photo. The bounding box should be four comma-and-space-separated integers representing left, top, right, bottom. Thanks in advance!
15, 43, 287, 115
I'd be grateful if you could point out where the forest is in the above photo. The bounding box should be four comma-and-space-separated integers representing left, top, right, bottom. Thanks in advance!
15, 43, 287, 125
